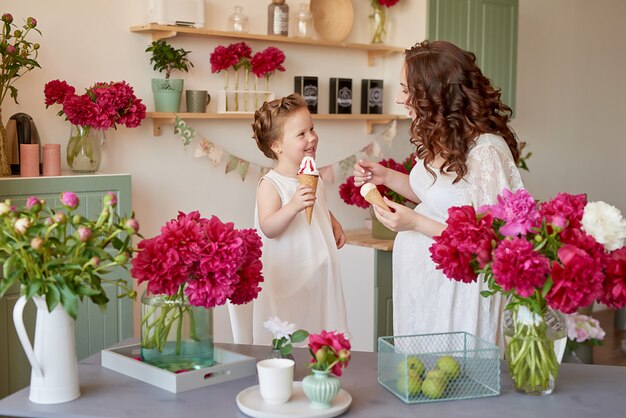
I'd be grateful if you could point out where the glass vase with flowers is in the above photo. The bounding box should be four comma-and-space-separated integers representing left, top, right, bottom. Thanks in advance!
43, 79, 146, 173
430, 188, 626, 395
369, 0, 400, 44
302, 330, 351, 408
263, 316, 309, 361
130, 211, 264, 372
0, 12, 41, 176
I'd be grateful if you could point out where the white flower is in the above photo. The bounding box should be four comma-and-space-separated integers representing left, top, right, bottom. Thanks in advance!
263, 316, 297, 339
582, 201, 626, 251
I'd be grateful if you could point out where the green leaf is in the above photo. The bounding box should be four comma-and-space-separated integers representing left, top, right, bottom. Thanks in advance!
26, 280, 42, 298
0, 276, 18, 298
60, 287, 79, 320
45, 285, 60, 312
290, 329, 309, 343
90, 291, 109, 307
280, 343, 293, 356
3, 254, 17, 278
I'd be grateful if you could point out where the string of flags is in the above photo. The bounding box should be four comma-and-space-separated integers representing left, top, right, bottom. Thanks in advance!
173, 116, 397, 183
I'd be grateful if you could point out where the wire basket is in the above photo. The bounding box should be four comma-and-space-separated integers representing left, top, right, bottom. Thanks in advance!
378, 332, 500, 404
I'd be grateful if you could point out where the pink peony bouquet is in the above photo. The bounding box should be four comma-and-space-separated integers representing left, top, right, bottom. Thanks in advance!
339, 154, 416, 208
44, 79, 146, 130
130, 211, 263, 308
430, 189, 626, 314
307, 330, 351, 377
430, 188, 626, 392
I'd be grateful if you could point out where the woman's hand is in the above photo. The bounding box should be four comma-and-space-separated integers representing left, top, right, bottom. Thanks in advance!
372, 199, 446, 239
286, 184, 315, 214
353, 160, 388, 187
372, 199, 418, 232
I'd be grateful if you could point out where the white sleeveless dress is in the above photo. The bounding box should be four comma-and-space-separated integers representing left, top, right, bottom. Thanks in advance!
392, 134, 524, 348
250, 170, 349, 345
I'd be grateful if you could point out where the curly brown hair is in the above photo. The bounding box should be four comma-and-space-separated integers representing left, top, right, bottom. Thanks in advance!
251, 93, 308, 159
404, 40, 520, 183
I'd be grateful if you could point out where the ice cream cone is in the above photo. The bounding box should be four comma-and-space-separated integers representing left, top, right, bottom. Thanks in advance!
361, 183, 391, 211
298, 173, 318, 224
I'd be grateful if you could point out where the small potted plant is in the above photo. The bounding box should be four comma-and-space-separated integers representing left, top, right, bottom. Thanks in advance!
145, 40, 194, 112
263, 316, 309, 360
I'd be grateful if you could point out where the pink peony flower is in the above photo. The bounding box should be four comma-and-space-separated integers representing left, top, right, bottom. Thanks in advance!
103, 191, 118, 207
546, 245, 604, 313
480, 188, 540, 236
308, 330, 351, 377
491, 237, 550, 297
209, 45, 238, 73
250, 47, 286, 79
60, 192, 79, 209
26, 196, 40, 209
339, 176, 369, 209
540, 192, 587, 230
600, 247, 626, 309
375, 0, 400, 8
44, 80, 75, 107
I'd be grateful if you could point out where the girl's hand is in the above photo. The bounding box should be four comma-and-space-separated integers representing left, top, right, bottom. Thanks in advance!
353, 159, 387, 187
332, 220, 346, 249
287, 184, 316, 213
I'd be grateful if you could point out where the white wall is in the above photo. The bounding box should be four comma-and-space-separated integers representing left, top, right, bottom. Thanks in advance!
2, 0, 426, 342
513, 0, 626, 213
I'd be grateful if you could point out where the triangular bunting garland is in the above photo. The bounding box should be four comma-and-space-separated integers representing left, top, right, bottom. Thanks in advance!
174, 116, 196, 146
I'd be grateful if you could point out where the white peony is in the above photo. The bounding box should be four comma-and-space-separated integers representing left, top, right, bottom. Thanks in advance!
581, 201, 626, 251
263, 316, 297, 340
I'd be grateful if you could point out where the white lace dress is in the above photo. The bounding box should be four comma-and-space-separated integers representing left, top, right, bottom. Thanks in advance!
392, 134, 523, 348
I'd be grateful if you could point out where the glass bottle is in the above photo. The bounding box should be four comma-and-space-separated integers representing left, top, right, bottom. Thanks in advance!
228, 6, 249, 33
294, 2, 313, 38
268, 0, 289, 36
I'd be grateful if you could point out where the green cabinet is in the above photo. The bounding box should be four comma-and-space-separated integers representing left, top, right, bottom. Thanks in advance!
0, 174, 134, 399
428, 0, 518, 112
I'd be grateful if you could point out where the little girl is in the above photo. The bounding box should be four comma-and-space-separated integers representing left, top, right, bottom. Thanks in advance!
249, 93, 349, 345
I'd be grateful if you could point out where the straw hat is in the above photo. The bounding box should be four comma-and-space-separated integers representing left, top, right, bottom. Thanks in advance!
310, 0, 354, 42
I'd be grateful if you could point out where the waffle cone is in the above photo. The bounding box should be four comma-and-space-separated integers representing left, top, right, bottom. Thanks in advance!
298, 174, 319, 224
365, 188, 390, 211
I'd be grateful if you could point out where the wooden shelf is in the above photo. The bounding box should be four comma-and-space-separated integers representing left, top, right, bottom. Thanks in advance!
147, 112, 407, 136
130, 24, 404, 66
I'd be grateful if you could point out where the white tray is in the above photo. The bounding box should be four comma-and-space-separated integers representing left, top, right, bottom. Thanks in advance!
236, 382, 352, 418
101, 343, 256, 393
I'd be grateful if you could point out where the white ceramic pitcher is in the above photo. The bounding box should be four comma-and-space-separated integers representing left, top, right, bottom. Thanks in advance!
12, 295, 80, 404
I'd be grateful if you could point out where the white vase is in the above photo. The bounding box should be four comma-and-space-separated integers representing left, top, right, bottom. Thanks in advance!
13, 295, 80, 404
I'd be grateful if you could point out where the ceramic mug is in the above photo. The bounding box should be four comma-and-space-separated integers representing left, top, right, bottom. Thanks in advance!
186, 90, 210, 113
256, 358, 294, 404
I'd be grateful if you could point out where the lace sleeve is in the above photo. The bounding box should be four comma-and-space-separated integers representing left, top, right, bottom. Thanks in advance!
465, 142, 524, 207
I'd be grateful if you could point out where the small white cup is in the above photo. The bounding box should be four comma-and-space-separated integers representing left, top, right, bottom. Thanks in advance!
257, 358, 295, 404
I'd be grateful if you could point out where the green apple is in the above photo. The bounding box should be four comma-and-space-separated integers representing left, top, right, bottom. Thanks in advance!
396, 374, 422, 396
396, 355, 425, 377
421, 377, 446, 399
435, 355, 461, 380
425, 368, 448, 383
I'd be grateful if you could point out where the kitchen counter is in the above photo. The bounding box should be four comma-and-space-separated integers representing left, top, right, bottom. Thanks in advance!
1, 341, 625, 418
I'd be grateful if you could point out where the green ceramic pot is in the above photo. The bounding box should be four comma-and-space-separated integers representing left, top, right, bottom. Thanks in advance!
302, 369, 341, 409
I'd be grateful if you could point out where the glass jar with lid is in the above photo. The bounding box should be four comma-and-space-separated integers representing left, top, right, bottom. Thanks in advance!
229, 6, 249, 33
294, 2, 313, 38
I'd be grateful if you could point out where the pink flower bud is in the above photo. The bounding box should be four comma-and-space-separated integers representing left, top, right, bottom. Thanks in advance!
103, 192, 118, 208
26, 17, 37, 27
26, 196, 43, 212
14, 218, 30, 234
315, 347, 327, 363
60, 192, 79, 209
90, 256, 101, 267
125, 218, 140, 234
338, 349, 351, 363
1, 13, 13, 24
45, 217, 54, 226
54, 211, 67, 224
77, 226, 92, 242
6, 45, 15, 55
72, 215, 82, 224
30, 236, 44, 250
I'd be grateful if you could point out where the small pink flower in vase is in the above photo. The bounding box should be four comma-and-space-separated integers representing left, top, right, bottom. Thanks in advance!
563, 313, 605, 363
302, 330, 351, 408
210, 42, 252, 111
250, 46, 286, 107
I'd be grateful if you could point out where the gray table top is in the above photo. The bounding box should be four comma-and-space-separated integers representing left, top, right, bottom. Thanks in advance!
1, 341, 625, 418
